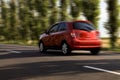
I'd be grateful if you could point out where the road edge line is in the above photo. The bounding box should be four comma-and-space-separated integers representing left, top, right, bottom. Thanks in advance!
6, 50, 21, 54
83, 66, 120, 76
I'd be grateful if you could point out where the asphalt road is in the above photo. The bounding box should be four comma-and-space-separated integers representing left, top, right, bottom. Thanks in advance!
0, 44, 120, 80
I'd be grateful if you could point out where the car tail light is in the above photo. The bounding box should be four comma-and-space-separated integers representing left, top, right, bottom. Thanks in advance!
70, 33, 76, 38
96, 31, 100, 38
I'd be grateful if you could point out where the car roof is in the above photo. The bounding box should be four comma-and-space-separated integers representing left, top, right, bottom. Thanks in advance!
71, 20, 91, 23
56, 20, 91, 24
52, 20, 91, 27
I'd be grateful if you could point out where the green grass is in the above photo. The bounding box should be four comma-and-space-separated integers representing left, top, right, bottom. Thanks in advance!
0, 40, 38, 46
102, 47, 120, 52
0, 39, 120, 52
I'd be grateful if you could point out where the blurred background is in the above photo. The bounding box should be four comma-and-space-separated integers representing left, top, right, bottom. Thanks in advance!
0, 0, 120, 50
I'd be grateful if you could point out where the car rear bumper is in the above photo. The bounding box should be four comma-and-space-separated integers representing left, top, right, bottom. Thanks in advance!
69, 39, 102, 50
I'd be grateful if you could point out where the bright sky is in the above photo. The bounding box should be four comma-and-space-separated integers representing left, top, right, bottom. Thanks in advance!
99, 0, 120, 37
99, 0, 109, 37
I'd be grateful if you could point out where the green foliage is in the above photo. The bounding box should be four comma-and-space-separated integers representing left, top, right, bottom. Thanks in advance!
34, 0, 49, 30
106, 0, 119, 48
49, 0, 58, 25
70, 0, 82, 20
60, 0, 69, 21
82, 0, 100, 28
9, 0, 20, 40
18, 0, 32, 40
1, 0, 10, 39
26, 0, 35, 10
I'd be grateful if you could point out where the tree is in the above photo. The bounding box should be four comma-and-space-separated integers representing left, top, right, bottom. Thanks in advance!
18, 0, 32, 40
49, 0, 58, 25
9, 0, 20, 40
106, 0, 119, 48
70, 0, 82, 20
82, 0, 100, 28
35, 0, 49, 31
25, 0, 39, 40
59, 0, 69, 21
26, 0, 35, 10
1, 0, 10, 39
0, 0, 5, 38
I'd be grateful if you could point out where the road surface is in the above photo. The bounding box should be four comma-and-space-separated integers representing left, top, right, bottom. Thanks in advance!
0, 44, 120, 80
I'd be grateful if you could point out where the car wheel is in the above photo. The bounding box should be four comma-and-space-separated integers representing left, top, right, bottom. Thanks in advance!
61, 43, 71, 55
39, 42, 46, 53
90, 48, 100, 55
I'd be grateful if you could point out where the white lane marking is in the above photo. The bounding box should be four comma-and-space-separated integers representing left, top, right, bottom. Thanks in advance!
84, 66, 120, 76
6, 50, 21, 54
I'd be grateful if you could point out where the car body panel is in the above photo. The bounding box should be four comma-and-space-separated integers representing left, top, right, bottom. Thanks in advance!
39, 20, 102, 51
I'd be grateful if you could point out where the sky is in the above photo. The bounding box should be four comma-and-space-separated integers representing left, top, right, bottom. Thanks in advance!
99, 0, 109, 37
99, 0, 120, 37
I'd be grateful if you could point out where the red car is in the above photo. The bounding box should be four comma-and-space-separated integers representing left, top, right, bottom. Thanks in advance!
39, 20, 102, 55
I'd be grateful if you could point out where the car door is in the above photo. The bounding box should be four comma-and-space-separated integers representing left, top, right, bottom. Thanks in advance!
45, 23, 59, 47
53, 22, 68, 47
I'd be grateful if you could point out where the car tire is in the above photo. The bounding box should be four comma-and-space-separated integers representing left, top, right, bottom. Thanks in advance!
39, 42, 46, 53
61, 42, 71, 55
90, 48, 100, 55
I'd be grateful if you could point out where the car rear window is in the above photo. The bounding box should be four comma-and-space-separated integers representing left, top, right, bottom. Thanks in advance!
73, 22, 95, 31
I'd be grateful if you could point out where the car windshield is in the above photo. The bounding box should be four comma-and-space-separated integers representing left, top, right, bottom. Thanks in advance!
73, 22, 95, 31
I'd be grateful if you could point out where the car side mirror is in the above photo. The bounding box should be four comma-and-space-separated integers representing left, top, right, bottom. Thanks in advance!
45, 30, 49, 34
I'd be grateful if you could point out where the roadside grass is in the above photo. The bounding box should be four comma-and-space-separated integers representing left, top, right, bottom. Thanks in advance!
102, 47, 120, 52
101, 38, 120, 52
0, 38, 120, 52
0, 40, 38, 46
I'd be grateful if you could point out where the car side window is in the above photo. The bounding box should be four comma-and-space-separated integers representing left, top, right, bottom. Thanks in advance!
58, 22, 67, 31
49, 24, 59, 33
